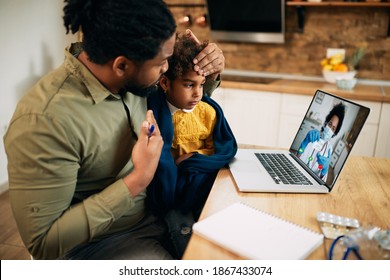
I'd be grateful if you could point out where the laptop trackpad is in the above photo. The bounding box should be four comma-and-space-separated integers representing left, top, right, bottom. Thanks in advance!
231, 159, 263, 174
229, 158, 267, 186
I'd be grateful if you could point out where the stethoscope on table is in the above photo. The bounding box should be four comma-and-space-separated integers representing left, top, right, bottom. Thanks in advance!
328, 235, 363, 260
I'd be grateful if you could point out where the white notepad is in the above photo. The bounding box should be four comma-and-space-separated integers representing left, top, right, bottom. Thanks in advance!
192, 202, 324, 259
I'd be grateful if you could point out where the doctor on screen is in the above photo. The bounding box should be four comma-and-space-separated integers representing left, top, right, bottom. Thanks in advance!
297, 103, 346, 181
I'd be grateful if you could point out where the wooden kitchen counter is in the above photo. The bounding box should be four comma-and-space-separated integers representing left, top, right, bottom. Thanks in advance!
382, 86, 390, 102
220, 78, 388, 103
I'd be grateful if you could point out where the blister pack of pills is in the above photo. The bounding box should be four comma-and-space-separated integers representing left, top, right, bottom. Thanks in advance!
317, 212, 360, 239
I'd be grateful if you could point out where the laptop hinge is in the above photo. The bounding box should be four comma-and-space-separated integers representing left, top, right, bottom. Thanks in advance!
289, 152, 329, 189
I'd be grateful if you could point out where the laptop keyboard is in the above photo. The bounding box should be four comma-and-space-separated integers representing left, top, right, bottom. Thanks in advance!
255, 153, 312, 185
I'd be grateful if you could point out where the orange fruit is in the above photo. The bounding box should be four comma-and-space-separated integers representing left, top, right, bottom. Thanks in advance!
334, 63, 348, 72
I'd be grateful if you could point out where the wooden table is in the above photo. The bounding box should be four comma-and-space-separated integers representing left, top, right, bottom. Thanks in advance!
183, 156, 390, 260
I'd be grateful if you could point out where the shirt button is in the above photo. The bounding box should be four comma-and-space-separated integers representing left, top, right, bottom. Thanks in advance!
31, 207, 40, 213
180, 226, 192, 236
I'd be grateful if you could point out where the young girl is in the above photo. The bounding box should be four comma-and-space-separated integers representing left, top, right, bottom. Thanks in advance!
147, 33, 237, 258
159, 36, 217, 165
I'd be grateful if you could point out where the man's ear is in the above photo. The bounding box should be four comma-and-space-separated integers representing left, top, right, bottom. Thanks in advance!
112, 56, 134, 77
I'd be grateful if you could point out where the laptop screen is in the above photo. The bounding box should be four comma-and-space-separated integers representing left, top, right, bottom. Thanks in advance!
289, 90, 370, 189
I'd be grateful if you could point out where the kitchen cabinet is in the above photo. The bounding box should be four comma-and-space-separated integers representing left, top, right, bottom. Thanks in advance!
211, 87, 288, 148
212, 87, 386, 157
213, 88, 282, 147
375, 102, 390, 158
277, 94, 313, 149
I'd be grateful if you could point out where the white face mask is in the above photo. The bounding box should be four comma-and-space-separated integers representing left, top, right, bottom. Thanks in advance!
321, 125, 334, 141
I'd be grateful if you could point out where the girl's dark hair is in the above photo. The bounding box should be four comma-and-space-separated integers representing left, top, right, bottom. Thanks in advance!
63, 0, 176, 64
324, 102, 346, 136
164, 33, 208, 80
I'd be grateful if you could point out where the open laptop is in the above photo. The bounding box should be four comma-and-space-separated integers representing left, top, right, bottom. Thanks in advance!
229, 90, 370, 193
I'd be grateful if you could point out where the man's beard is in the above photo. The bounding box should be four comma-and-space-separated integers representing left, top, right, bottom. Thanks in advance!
122, 83, 158, 98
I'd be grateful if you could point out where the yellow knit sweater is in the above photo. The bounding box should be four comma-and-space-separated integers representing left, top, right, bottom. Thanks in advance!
171, 101, 216, 160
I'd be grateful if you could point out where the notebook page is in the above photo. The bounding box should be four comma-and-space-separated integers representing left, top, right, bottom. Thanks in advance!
192, 202, 324, 259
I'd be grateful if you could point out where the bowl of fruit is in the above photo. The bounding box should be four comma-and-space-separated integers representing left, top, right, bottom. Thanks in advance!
335, 77, 358, 90
321, 47, 366, 84
322, 69, 357, 84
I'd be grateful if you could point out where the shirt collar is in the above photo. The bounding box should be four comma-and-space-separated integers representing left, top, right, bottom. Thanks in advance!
166, 100, 196, 115
64, 43, 119, 104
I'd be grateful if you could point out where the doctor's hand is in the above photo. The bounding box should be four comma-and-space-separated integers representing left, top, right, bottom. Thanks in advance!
298, 129, 321, 155
317, 149, 331, 177
306, 129, 320, 143
186, 29, 225, 80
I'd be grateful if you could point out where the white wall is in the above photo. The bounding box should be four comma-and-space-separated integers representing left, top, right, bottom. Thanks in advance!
0, 0, 77, 193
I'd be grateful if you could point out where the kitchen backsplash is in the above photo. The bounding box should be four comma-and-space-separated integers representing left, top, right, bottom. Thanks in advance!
165, 0, 390, 80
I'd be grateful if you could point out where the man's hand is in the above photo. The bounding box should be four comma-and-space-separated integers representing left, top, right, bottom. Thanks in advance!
186, 29, 225, 80
123, 110, 163, 197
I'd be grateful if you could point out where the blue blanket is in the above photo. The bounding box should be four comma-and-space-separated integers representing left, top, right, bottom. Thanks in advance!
146, 89, 237, 214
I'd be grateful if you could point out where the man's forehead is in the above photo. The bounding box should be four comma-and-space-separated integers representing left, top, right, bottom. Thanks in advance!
145, 36, 175, 64
161, 35, 176, 57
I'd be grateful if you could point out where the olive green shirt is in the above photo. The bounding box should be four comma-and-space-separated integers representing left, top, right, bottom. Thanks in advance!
4, 43, 220, 259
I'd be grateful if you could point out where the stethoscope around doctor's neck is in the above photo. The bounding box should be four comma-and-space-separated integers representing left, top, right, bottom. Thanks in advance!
306, 124, 332, 167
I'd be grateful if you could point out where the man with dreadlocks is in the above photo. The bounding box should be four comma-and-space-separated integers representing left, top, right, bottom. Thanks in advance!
4, 0, 225, 260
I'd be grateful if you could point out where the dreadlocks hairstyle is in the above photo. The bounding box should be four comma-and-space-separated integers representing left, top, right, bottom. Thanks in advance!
63, 0, 176, 64
164, 33, 209, 80
324, 102, 346, 136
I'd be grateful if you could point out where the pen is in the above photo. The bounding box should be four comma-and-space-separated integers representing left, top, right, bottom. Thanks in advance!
148, 124, 155, 138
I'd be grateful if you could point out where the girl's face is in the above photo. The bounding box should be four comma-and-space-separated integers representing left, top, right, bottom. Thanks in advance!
164, 70, 206, 110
